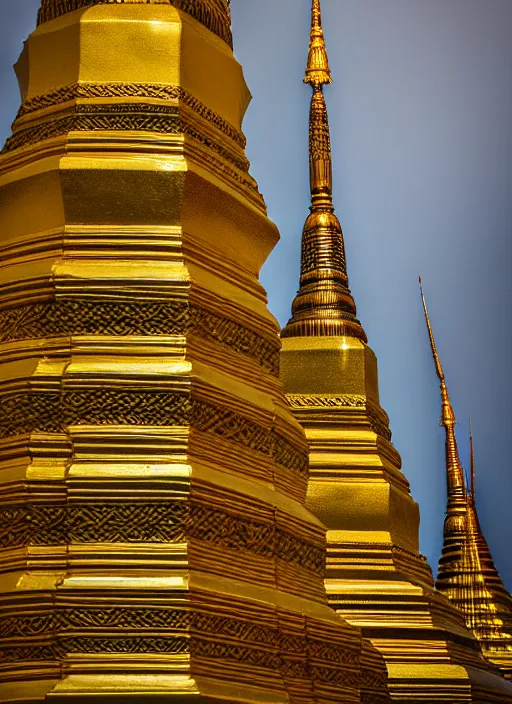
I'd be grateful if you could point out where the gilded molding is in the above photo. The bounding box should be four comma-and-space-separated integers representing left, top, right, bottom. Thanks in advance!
0, 391, 307, 476
0, 502, 324, 573
287, 394, 366, 409
4, 108, 248, 174
0, 301, 280, 376
16, 82, 245, 147
286, 396, 392, 441
0, 606, 364, 693
37, 0, 233, 49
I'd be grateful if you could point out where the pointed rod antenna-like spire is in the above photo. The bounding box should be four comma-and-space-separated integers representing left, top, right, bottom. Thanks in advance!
469, 419, 476, 505
419, 277, 467, 503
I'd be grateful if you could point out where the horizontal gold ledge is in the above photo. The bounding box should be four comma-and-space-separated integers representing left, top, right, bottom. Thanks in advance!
3, 569, 349, 627
25, 674, 290, 704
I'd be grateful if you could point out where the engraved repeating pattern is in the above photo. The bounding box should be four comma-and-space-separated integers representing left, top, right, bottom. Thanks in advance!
0, 637, 190, 661
0, 300, 279, 375
0, 609, 191, 637
0, 392, 306, 475
286, 395, 392, 440
16, 83, 245, 148
190, 306, 280, 376
0, 0, 380, 699
0, 502, 324, 573
287, 394, 366, 408
361, 695, 393, 704
4, 104, 249, 173
37, 0, 233, 48
0, 608, 360, 688
0, 301, 189, 340
301, 222, 347, 276
309, 89, 332, 165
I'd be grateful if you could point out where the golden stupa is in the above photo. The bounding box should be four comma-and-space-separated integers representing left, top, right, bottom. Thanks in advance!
421, 281, 512, 680
0, 1, 394, 702
280, 1, 512, 701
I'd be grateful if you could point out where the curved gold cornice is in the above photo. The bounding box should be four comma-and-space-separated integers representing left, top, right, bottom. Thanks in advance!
37, 0, 233, 48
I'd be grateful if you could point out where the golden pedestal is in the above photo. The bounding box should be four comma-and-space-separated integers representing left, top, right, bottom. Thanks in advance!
0, 4, 390, 702
281, 336, 512, 702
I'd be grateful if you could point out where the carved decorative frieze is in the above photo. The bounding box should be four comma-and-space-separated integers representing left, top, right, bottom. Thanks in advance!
0, 392, 306, 475
0, 502, 324, 573
0, 301, 280, 375
287, 394, 366, 409
16, 83, 245, 147
4, 104, 249, 174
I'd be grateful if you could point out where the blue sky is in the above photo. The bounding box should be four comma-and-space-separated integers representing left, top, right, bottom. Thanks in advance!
1, 0, 511, 588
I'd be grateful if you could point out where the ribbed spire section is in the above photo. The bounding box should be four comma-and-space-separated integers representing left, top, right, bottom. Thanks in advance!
281, 0, 366, 341
419, 278, 466, 506
437, 428, 512, 679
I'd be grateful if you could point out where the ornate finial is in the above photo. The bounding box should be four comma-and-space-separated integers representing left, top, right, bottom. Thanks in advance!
282, 0, 366, 341
419, 278, 466, 504
304, 0, 333, 88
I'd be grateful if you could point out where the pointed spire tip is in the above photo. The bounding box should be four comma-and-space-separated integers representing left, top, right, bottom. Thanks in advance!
420, 280, 466, 502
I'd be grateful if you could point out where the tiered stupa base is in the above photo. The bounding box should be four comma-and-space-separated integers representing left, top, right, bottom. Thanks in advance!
281, 335, 512, 702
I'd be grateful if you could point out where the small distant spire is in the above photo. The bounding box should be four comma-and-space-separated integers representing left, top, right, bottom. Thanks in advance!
282, 0, 366, 341
469, 420, 475, 506
304, 0, 333, 88
419, 278, 466, 504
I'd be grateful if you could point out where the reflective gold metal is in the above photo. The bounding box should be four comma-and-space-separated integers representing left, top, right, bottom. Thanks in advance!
280, 1, 512, 701
0, 2, 388, 702
421, 281, 512, 680
282, 0, 365, 343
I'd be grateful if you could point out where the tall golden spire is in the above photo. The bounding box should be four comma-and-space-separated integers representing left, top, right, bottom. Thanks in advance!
281, 0, 366, 341
438, 427, 512, 679
420, 287, 512, 679
279, 1, 512, 698
419, 278, 466, 505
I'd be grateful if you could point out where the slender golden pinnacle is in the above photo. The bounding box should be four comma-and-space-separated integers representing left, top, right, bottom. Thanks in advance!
469, 419, 476, 506
436, 412, 512, 679
282, 0, 366, 341
422, 279, 512, 678
279, 2, 512, 696
419, 277, 466, 504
